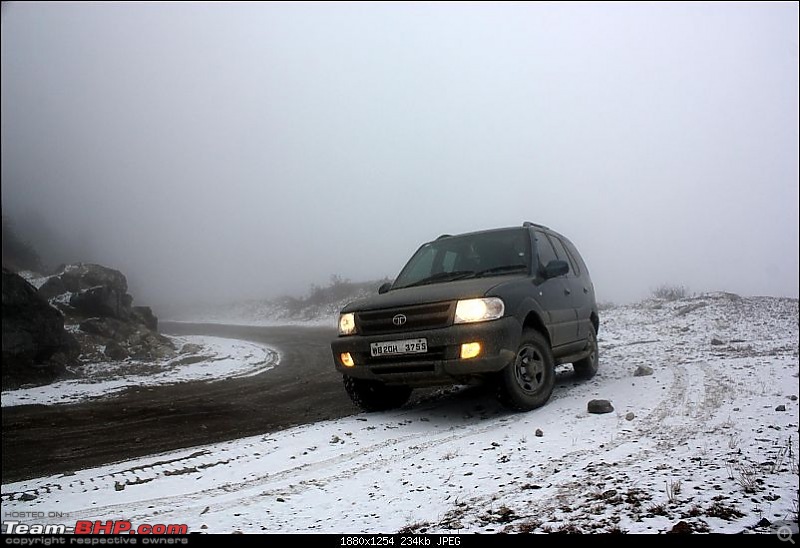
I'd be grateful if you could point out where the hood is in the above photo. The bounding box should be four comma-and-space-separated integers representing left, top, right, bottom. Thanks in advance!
341, 275, 523, 312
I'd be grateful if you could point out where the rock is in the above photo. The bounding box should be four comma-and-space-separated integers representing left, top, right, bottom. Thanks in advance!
789, 395, 798, 401
37, 276, 67, 300
132, 306, 158, 330
625, 412, 635, 421
588, 399, 614, 414
756, 517, 771, 528
79, 317, 134, 339
79, 317, 173, 361
634, 365, 654, 377
2, 268, 79, 388
104, 341, 128, 360
676, 302, 707, 316
59, 263, 128, 295
669, 521, 694, 534
18, 493, 37, 502
775, 405, 786, 412
180, 343, 203, 354
41, 263, 134, 320
70, 286, 133, 320
535, 429, 544, 437
710, 338, 724, 346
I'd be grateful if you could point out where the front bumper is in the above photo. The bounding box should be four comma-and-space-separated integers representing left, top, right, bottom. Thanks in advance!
330, 316, 521, 386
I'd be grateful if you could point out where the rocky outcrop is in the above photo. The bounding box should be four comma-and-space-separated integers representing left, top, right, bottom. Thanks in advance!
38, 263, 175, 363
77, 316, 173, 361
2, 268, 79, 388
42, 264, 133, 320
2, 262, 175, 389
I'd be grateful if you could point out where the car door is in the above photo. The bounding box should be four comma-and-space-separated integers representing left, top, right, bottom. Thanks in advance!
562, 237, 595, 341
532, 230, 576, 349
548, 234, 582, 342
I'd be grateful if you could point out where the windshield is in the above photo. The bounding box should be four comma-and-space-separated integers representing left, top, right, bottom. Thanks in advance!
392, 228, 531, 289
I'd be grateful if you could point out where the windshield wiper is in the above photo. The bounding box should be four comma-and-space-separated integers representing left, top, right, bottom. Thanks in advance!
401, 270, 476, 288
474, 264, 529, 278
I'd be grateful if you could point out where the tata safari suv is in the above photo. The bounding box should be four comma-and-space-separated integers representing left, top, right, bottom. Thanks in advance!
331, 223, 599, 411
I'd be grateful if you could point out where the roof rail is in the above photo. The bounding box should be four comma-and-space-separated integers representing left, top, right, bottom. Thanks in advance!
436, 234, 452, 240
522, 221, 549, 230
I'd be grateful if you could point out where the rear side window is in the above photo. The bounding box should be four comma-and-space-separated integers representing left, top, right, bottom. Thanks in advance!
534, 231, 558, 269
563, 238, 588, 277
549, 235, 580, 277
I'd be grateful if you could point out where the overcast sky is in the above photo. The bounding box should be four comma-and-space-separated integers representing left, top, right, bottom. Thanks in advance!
2, 2, 798, 306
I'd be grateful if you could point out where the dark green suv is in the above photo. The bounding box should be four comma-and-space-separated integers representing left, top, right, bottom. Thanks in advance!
331, 222, 599, 411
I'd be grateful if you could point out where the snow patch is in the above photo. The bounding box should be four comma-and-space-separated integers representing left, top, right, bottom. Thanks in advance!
0, 335, 280, 407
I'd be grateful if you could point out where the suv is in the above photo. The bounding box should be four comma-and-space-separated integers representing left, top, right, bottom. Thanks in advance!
331, 223, 599, 412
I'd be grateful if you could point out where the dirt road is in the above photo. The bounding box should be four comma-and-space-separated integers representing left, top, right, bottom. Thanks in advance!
2, 323, 357, 483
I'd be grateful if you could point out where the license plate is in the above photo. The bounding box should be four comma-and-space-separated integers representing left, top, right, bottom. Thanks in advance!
370, 338, 428, 357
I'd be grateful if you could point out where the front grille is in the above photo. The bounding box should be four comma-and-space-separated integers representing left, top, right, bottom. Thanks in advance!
356, 301, 454, 335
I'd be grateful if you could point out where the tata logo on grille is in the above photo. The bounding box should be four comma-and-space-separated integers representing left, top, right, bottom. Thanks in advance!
392, 314, 407, 326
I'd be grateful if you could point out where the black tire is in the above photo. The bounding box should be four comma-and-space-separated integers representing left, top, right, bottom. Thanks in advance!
496, 329, 555, 411
573, 324, 599, 379
343, 376, 412, 412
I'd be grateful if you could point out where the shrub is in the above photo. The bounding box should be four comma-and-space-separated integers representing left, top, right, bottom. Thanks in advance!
651, 284, 688, 301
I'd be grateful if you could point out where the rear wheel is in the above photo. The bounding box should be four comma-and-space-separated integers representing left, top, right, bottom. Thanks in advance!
573, 324, 599, 379
343, 376, 412, 412
497, 329, 555, 411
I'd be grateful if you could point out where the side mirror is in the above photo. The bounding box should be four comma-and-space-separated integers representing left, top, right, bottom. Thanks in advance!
543, 259, 569, 279
378, 282, 392, 294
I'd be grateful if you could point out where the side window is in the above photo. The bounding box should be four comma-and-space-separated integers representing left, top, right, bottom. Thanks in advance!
563, 239, 587, 277
534, 231, 558, 270
549, 235, 578, 277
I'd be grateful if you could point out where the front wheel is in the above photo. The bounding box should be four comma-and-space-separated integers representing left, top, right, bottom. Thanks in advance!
496, 329, 555, 411
343, 376, 412, 412
573, 324, 599, 379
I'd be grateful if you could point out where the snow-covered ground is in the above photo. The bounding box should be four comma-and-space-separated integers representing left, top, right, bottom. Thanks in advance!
0, 336, 279, 407
2, 293, 798, 534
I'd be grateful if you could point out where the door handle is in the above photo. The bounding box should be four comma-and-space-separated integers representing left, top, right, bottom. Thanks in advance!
583, 287, 589, 293
564, 288, 571, 296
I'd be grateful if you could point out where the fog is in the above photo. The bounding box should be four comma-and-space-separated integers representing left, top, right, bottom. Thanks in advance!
2, 2, 798, 307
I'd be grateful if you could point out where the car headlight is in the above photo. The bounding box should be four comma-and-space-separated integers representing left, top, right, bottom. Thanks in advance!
338, 313, 357, 335
454, 298, 505, 324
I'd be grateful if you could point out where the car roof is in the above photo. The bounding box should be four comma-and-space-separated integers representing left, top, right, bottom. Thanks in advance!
435, 222, 554, 241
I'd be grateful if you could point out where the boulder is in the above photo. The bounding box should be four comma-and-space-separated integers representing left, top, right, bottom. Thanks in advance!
40, 263, 133, 320
2, 268, 79, 388
103, 340, 129, 360
37, 276, 67, 300
132, 306, 158, 331
587, 399, 614, 414
69, 286, 132, 319
59, 263, 128, 294
78, 316, 173, 361
79, 317, 136, 340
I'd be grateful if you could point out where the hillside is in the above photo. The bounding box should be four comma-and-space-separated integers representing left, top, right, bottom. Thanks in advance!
160, 277, 387, 326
